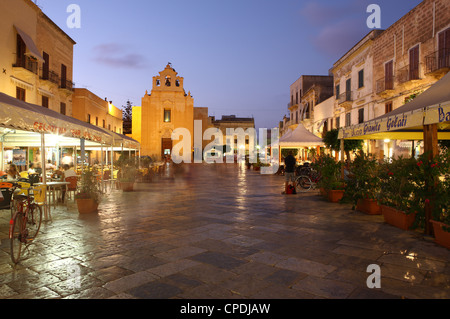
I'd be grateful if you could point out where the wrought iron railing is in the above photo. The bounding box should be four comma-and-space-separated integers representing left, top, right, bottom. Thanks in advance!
425, 48, 450, 74
13, 56, 38, 74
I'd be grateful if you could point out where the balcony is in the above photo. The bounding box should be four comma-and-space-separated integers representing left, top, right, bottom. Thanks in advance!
59, 79, 75, 92
376, 76, 395, 95
338, 91, 353, 106
397, 65, 421, 84
39, 68, 60, 85
425, 48, 450, 75
287, 102, 299, 109
13, 56, 38, 74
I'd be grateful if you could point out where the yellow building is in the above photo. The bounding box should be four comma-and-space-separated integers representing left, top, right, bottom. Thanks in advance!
132, 64, 197, 159
72, 88, 123, 134
0, 0, 75, 115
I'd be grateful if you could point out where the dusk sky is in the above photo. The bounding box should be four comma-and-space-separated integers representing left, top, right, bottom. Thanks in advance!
35, 0, 423, 130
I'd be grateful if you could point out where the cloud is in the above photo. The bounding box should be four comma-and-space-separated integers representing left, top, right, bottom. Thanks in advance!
300, 0, 371, 58
92, 43, 149, 69
312, 18, 368, 58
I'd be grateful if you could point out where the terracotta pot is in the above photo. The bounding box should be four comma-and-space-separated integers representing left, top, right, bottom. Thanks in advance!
357, 198, 381, 215
381, 205, 416, 230
121, 182, 134, 192
430, 220, 450, 249
253, 166, 260, 171
328, 189, 344, 203
76, 198, 99, 214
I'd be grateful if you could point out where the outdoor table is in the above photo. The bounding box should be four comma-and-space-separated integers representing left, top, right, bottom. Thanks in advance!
35, 181, 70, 220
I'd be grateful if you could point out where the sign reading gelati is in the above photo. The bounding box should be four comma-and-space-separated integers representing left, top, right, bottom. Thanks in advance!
34, 121, 67, 135
34, 121, 102, 142
386, 115, 408, 131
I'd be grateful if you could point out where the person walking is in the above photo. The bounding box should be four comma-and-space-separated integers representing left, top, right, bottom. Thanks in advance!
283, 151, 296, 194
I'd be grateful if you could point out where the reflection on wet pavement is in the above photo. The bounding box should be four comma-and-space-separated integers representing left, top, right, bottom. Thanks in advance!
0, 163, 449, 299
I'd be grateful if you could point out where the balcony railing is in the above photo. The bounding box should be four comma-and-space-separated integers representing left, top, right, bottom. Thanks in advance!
397, 65, 420, 84
287, 102, 299, 109
60, 79, 75, 91
13, 56, 38, 74
39, 68, 60, 85
338, 91, 353, 105
425, 48, 450, 74
376, 76, 394, 94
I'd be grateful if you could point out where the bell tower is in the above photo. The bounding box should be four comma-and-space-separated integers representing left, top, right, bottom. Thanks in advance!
139, 63, 194, 159
151, 63, 185, 93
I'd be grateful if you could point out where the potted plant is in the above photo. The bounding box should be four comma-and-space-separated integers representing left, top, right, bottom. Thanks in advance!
344, 153, 381, 215
75, 168, 101, 214
117, 156, 137, 191
413, 150, 450, 247
315, 154, 344, 202
378, 156, 417, 230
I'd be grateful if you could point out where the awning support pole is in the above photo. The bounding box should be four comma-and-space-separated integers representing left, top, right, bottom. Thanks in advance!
423, 123, 438, 236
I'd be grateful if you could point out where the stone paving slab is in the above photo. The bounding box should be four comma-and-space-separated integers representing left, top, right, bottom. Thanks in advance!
0, 163, 449, 299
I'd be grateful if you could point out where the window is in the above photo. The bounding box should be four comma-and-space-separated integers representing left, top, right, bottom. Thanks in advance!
165, 76, 171, 86
103, 119, 106, 128
335, 84, 340, 99
42, 52, 49, 80
95, 117, 98, 126
335, 116, 340, 129
358, 108, 364, 124
385, 60, 394, 90
345, 113, 351, 127
175, 80, 180, 87
108, 124, 111, 130
385, 102, 393, 114
438, 28, 450, 69
16, 34, 26, 67
409, 45, 420, 80
156, 79, 161, 87
114, 126, 116, 133
16, 87, 25, 101
87, 114, 91, 123
61, 64, 67, 88
358, 69, 364, 88
42, 96, 49, 108
164, 109, 171, 123
60, 102, 66, 115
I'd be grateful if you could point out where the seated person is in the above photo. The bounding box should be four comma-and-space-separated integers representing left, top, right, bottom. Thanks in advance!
6, 164, 19, 180
51, 166, 65, 181
63, 164, 77, 178
27, 164, 36, 175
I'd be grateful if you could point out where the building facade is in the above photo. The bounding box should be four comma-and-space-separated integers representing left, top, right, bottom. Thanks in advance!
372, 0, 450, 159
211, 115, 255, 156
0, 0, 75, 116
132, 64, 196, 159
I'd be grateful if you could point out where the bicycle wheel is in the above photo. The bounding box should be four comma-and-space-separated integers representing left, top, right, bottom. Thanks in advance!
296, 175, 312, 190
10, 212, 25, 264
27, 204, 42, 240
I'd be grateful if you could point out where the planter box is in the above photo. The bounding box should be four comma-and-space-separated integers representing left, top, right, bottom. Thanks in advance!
120, 182, 135, 192
430, 220, 450, 249
76, 198, 99, 214
381, 205, 416, 230
328, 189, 344, 203
357, 198, 381, 215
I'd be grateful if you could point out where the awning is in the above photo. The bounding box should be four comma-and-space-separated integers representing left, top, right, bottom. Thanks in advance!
279, 123, 324, 147
339, 71, 450, 140
14, 26, 44, 62
0, 92, 113, 144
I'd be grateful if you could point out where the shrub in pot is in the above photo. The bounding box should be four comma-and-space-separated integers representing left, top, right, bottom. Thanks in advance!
344, 153, 381, 214
378, 156, 417, 230
117, 156, 138, 191
75, 168, 101, 214
314, 154, 344, 202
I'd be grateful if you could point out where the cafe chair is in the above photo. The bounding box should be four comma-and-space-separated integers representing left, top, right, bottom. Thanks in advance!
32, 184, 50, 220
19, 171, 29, 179
17, 181, 31, 196
65, 176, 78, 201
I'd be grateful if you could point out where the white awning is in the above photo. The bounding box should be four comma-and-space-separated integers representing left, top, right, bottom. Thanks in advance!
14, 25, 44, 62
279, 123, 324, 147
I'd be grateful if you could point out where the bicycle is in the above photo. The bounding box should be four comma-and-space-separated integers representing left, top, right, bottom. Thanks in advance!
295, 170, 322, 191
9, 185, 44, 264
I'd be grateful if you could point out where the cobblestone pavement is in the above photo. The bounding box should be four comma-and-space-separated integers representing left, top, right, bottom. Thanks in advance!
0, 163, 449, 299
